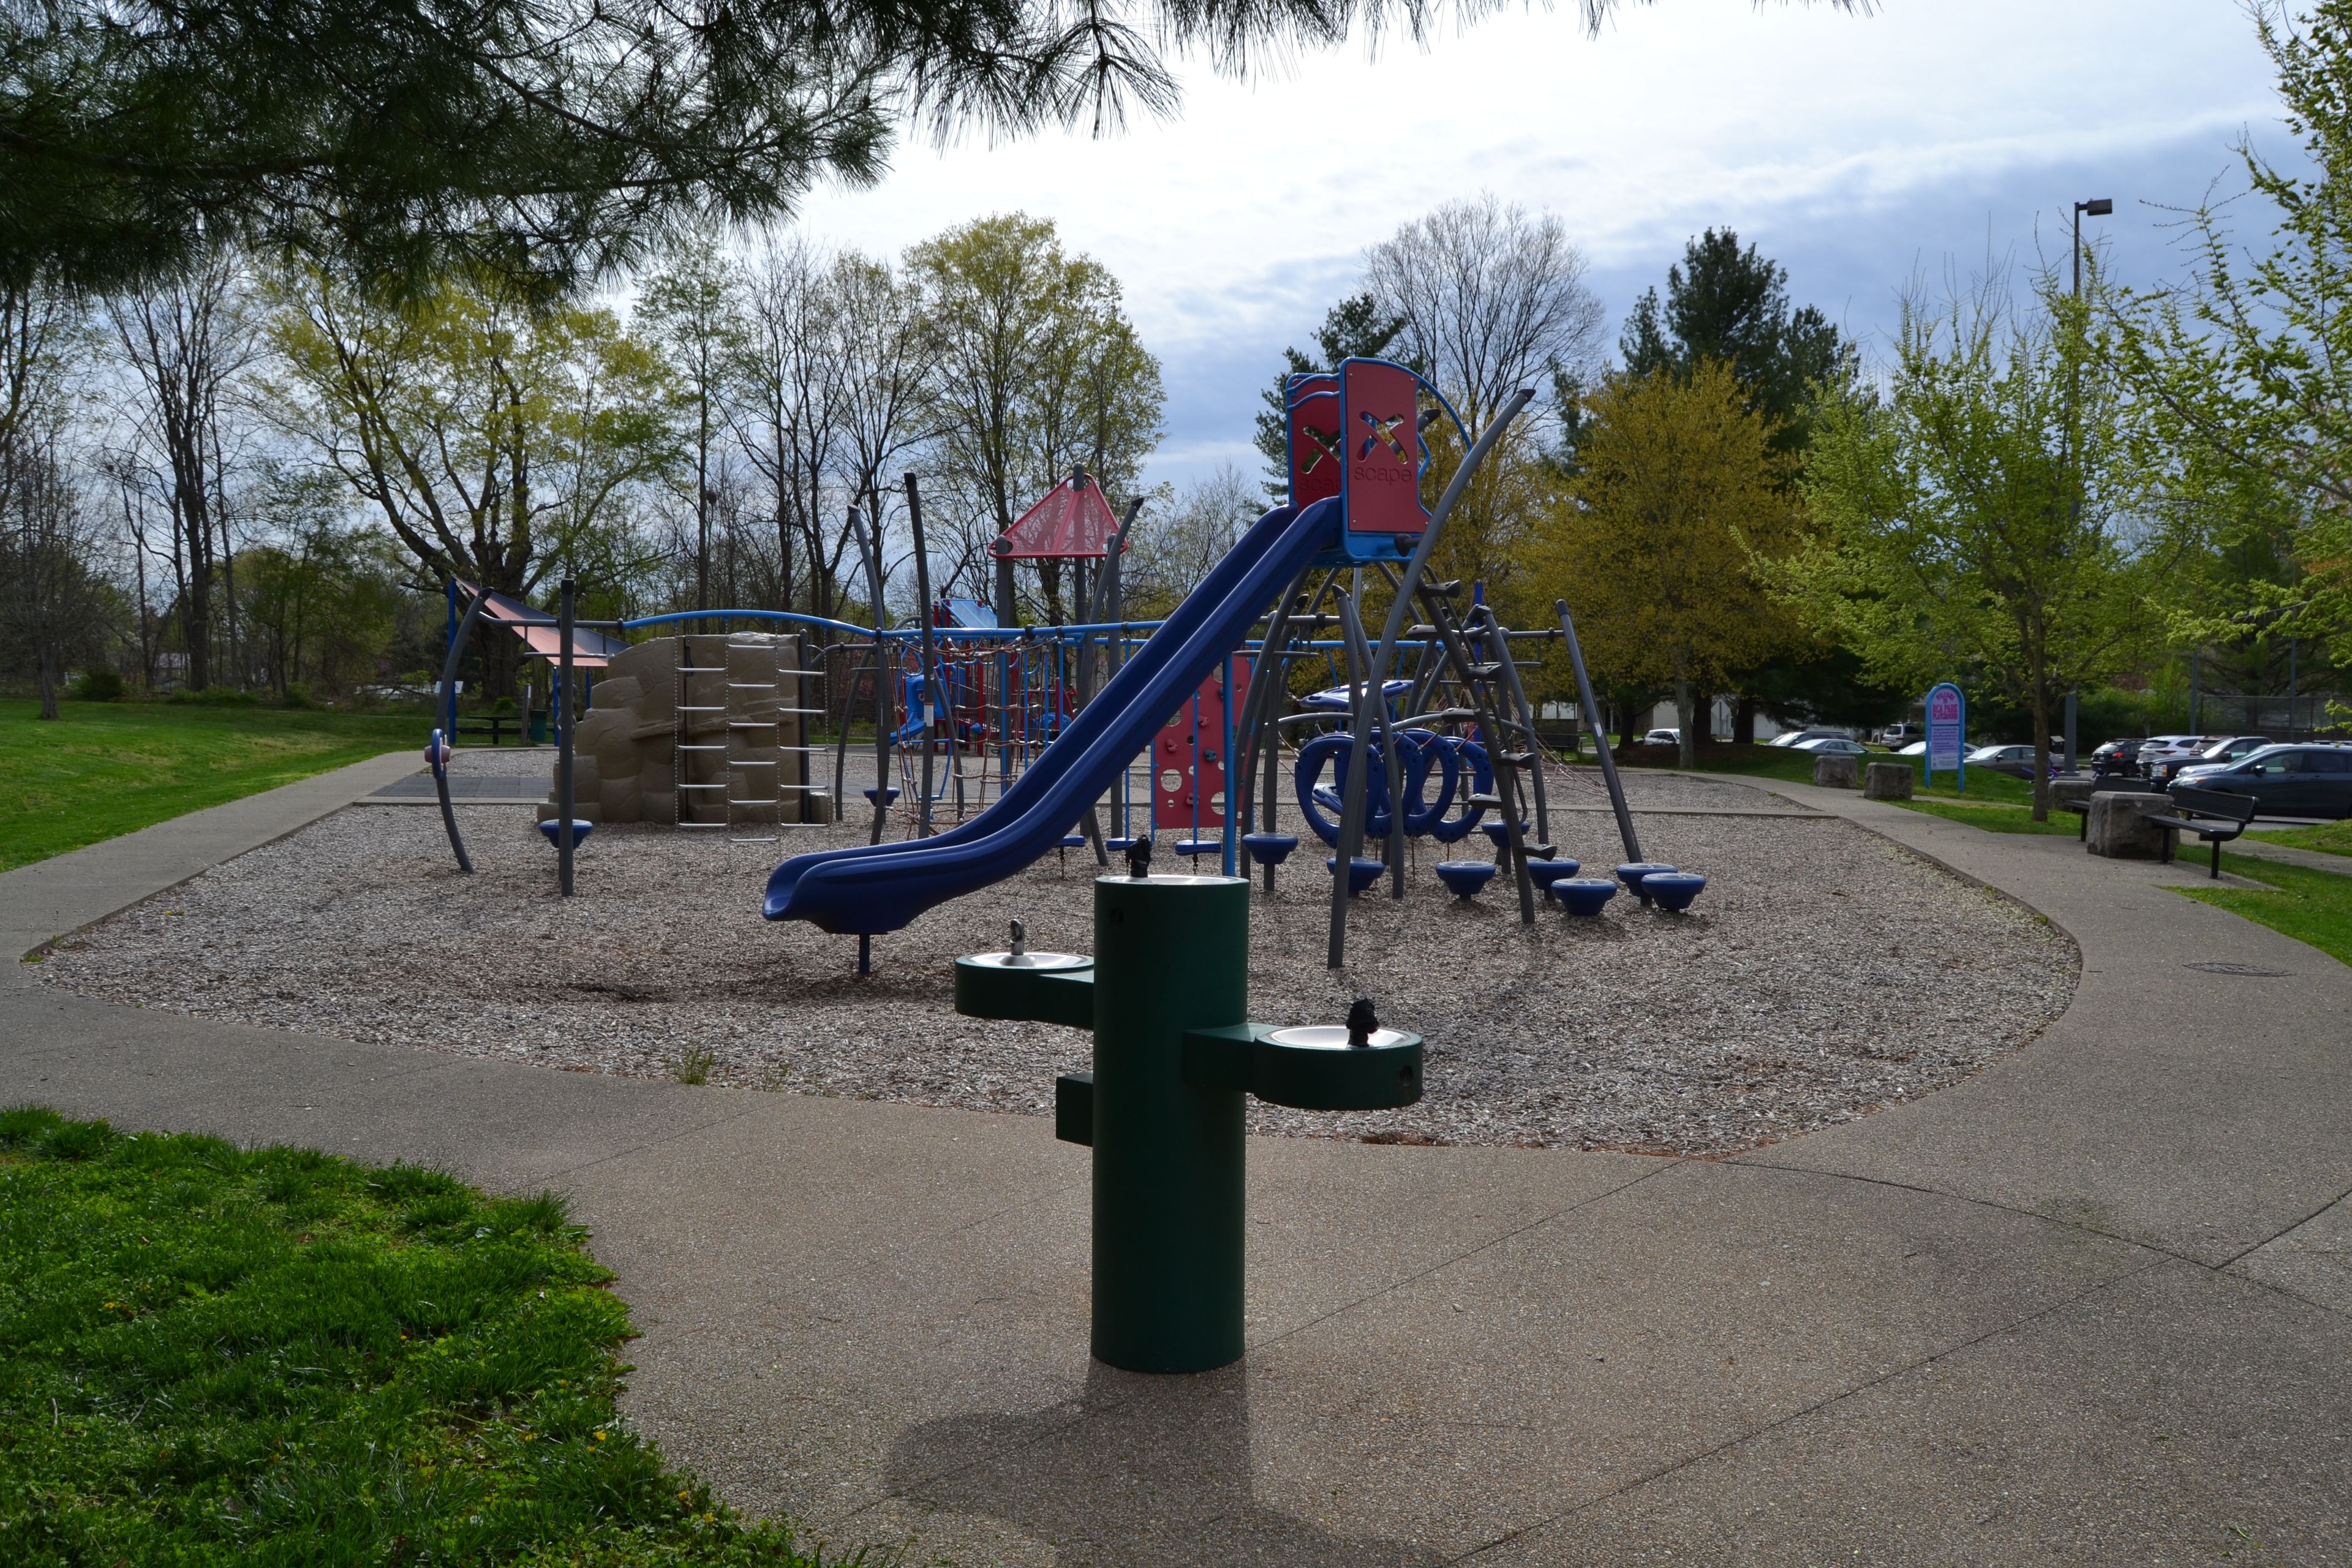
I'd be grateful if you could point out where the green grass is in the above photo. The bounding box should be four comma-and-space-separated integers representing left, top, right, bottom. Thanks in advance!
1888, 798, 2081, 835
2175, 851, 2352, 969
0, 699, 435, 871
2252, 818, 2352, 859
0, 1106, 843, 1567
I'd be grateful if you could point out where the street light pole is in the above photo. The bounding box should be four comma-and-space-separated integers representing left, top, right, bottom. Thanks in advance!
2063, 197, 2114, 775
2073, 197, 2112, 299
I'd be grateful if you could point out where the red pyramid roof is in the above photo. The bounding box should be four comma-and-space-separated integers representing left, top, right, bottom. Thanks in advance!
992, 473, 1128, 559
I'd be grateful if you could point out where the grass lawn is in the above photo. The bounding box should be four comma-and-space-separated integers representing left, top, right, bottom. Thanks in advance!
2252, 818, 2352, 859
2174, 850, 2352, 969
0, 1106, 839, 1567
1888, 798, 2081, 835
0, 699, 435, 872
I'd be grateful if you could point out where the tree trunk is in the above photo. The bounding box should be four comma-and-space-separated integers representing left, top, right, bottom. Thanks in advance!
1616, 695, 1638, 750
36, 642, 59, 720
1733, 695, 1757, 745
182, 555, 211, 692
1675, 678, 1698, 769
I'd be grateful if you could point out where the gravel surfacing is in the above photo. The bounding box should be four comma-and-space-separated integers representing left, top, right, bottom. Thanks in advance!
37, 765, 2076, 1156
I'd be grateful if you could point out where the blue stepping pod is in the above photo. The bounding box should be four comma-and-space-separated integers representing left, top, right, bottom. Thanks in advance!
1642, 872, 1707, 912
1549, 876, 1619, 916
1615, 861, 1678, 896
1325, 857, 1386, 893
1242, 832, 1299, 867
1525, 858, 1585, 891
537, 819, 594, 848
1434, 861, 1498, 897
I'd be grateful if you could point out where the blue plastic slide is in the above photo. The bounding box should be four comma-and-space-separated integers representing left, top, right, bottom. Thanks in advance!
764, 498, 1338, 935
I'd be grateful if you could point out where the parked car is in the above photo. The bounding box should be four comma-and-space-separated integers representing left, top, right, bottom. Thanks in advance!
1897, 740, 1928, 756
1879, 723, 1922, 746
1794, 736, 1871, 756
1965, 743, 2040, 779
1638, 727, 1681, 747
2171, 744, 2352, 819
2090, 737, 2143, 773
2157, 734, 2274, 786
1770, 727, 1851, 748
2132, 734, 2212, 778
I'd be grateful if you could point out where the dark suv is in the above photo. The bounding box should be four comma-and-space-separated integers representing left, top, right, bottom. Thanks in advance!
2089, 738, 2142, 777
2170, 744, 2352, 819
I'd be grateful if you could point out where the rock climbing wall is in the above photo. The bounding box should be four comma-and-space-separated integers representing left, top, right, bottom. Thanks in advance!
538, 635, 810, 825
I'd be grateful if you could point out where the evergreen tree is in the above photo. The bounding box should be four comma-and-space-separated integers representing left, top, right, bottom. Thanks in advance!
3, 0, 1788, 295
1608, 228, 1891, 735
1618, 228, 1850, 456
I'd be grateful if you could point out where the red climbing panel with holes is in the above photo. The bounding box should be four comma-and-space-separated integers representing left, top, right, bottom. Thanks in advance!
1152, 657, 1252, 832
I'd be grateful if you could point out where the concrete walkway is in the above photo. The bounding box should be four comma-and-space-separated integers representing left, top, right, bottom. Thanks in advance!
5, 764, 2349, 1564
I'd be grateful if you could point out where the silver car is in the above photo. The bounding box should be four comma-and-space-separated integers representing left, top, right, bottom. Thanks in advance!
2165, 735, 2274, 785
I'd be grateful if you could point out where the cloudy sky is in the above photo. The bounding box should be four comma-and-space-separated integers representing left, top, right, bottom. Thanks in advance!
794, 0, 2287, 493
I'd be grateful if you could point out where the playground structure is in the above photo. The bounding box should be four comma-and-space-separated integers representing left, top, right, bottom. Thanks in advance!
426, 361, 1689, 959
760, 356, 1667, 971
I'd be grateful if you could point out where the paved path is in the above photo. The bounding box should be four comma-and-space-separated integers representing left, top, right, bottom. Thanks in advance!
5, 765, 2349, 1564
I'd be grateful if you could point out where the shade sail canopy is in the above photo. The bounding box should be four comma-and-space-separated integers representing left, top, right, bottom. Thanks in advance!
461, 582, 628, 668
992, 473, 1129, 560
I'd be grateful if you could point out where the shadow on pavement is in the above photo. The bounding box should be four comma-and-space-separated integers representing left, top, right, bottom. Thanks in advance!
884, 1360, 1444, 1567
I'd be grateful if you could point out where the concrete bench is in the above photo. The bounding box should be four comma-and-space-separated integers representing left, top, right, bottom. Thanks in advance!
2139, 785, 2256, 880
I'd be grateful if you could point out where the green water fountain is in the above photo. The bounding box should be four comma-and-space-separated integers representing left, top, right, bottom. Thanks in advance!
954, 848, 1422, 1373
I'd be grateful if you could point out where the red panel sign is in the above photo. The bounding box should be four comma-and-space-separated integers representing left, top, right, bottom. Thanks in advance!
1340, 360, 1427, 535
1287, 374, 1341, 512
1152, 657, 1252, 832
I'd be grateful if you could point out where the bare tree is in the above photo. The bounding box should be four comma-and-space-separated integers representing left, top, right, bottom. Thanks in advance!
0, 270, 116, 716
729, 239, 841, 619
2, 427, 113, 717
107, 247, 255, 692
1122, 464, 1256, 616
1365, 194, 1605, 426
829, 251, 936, 612
639, 222, 746, 615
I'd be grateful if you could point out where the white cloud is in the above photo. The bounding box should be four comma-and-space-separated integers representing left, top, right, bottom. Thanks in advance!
791, 0, 2282, 489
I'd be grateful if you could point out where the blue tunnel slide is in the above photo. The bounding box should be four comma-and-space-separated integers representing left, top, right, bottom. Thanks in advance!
764, 498, 1338, 936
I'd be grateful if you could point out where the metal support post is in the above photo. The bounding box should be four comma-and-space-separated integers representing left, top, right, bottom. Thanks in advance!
557, 578, 577, 897
1555, 599, 1642, 864
907, 473, 941, 839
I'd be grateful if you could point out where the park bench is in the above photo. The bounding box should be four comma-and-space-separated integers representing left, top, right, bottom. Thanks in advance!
454, 714, 523, 745
2140, 785, 2256, 880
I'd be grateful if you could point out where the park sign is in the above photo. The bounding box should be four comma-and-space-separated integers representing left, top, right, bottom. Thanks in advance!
1926, 682, 1966, 791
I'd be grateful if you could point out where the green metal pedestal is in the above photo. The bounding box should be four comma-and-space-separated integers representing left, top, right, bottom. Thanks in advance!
1091, 873, 1250, 1371
953, 872, 1422, 1375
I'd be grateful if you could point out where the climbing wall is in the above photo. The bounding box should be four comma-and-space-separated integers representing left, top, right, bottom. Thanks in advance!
1152, 657, 1251, 834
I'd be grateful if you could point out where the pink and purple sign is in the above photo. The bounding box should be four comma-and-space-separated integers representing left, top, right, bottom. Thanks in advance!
1926, 682, 1966, 788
